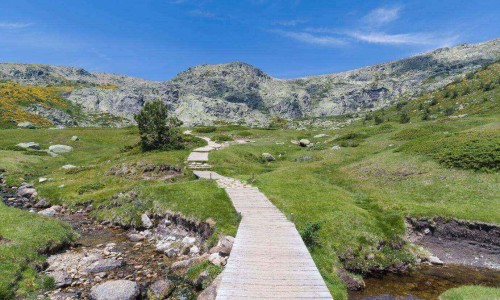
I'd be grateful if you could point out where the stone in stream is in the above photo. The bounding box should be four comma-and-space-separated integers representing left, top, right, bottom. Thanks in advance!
127, 233, 145, 242
85, 258, 123, 273
49, 144, 73, 153
148, 279, 174, 299
155, 240, 172, 253
38, 207, 56, 217
34, 198, 50, 208
141, 213, 153, 228
48, 271, 72, 288
262, 153, 275, 161
90, 280, 140, 300
16, 142, 40, 150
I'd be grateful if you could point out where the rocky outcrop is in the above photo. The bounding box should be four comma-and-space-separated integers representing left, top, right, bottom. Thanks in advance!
1, 38, 499, 126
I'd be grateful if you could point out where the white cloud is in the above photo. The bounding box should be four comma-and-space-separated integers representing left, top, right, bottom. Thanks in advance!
349, 31, 459, 47
273, 30, 346, 47
0, 22, 33, 29
363, 7, 400, 26
274, 19, 308, 27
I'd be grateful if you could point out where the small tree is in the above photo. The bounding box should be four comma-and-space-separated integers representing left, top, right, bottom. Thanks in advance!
134, 100, 184, 151
399, 110, 410, 124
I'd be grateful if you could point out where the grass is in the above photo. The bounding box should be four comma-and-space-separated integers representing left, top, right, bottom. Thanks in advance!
0, 204, 75, 299
0, 127, 239, 297
208, 113, 499, 298
440, 286, 500, 300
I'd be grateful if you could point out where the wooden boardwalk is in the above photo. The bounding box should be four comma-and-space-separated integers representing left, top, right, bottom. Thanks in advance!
191, 138, 332, 299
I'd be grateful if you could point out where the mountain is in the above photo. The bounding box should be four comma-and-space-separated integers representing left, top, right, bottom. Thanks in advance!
0, 38, 499, 127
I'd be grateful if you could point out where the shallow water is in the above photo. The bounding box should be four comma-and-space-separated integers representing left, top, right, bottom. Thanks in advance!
348, 264, 500, 300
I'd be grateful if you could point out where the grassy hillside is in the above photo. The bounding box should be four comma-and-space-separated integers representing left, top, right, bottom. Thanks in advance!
0, 128, 240, 297
205, 64, 499, 299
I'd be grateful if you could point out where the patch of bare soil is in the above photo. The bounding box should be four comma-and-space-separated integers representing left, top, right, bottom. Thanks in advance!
106, 162, 183, 180
407, 217, 500, 270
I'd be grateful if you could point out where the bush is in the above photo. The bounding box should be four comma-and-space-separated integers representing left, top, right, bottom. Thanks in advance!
236, 131, 252, 137
134, 100, 184, 151
194, 126, 216, 133
212, 134, 233, 143
374, 115, 384, 125
399, 111, 410, 124
300, 222, 322, 248
400, 130, 500, 172
444, 106, 455, 116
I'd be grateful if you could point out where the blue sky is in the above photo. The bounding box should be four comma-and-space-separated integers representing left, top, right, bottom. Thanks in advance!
0, 0, 499, 80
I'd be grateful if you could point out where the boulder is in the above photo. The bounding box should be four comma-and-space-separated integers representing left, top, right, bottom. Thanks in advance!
71, 136, 79, 141
16, 142, 40, 150
314, 134, 328, 138
262, 153, 275, 162
34, 198, 50, 208
49, 145, 73, 153
17, 121, 35, 129
190, 245, 200, 255
429, 255, 444, 265
171, 259, 192, 270
148, 279, 174, 299
38, 177, 48, 183
332, 145, 341, 150
38, 208, 56, 217
47, 151, 59, 157
48, 271, 72, 288
182, 236, 196, 246
127, 233, 145, 242
17, 187, 37, 198
90, 280, 139, 300
299, 139, 310, 147
155, 240, 172, 253
219, 236, 234, 255
208, 253, 227, 266
85, 258, 122, 273
141, 214, 153, 228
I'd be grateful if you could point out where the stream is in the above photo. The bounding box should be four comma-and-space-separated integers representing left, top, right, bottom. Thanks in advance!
349, 264, 500, 300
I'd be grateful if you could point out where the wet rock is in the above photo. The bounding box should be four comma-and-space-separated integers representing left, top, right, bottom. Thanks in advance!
85, 258, 122, 273
148, 279, 174, 299
90, 280, 139, 300
48, 271, 72, 288
16, 142, 40, 149
262, 153, 275, 161
155, 241, 172, 253
17, 187, 37, 198
141, 214, 153, 228
182, 236, 196, 246
49, 144, 73, 153
38, 207, 56, 217
299, 139, 310, 147
190, 245, 200, 255
34, 198, 50, 208
429, 255, 444, 265
127, 233, 145, 242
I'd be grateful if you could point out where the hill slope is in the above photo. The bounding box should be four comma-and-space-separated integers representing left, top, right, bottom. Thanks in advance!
0, 38, 499, 126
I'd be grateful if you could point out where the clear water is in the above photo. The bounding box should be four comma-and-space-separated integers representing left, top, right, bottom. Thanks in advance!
348, 264, 500, 300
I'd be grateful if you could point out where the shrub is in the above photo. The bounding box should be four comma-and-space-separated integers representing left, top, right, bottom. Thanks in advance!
374, 115, 384, 125
134, 100, 184, 151
300, 222, 322, 248
194, 126, 216, 133
430, 98, 438, 106
212, 134, 233, 143
444, 106, 455, 116
399, 111, 410, 124
236, 131, 252, 137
